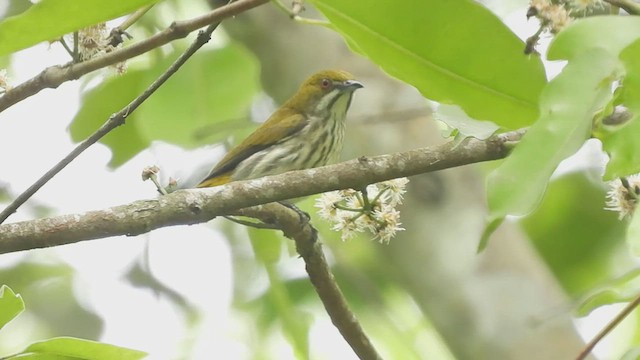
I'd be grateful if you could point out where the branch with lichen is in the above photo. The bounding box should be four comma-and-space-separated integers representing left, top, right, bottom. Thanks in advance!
0, 129, 524, 253
0, 0, 270, 113
0, 129, 522, 360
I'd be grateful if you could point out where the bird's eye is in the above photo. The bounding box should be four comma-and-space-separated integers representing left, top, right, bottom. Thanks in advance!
321, 79, 331, 88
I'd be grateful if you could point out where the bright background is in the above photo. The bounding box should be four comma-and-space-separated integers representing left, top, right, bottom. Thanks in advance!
1, 1, 638, 359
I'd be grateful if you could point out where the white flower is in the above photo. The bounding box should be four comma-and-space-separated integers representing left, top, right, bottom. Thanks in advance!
605, 175, 640, 220
315, 178, 409, 243
78, 23, 109, 61
315, 191, 345, 221
528, 0, 572, 34
0, 69, 11, 92
377, 178, 408, 206
372, 207, 404, 244
332, 214, 361, 241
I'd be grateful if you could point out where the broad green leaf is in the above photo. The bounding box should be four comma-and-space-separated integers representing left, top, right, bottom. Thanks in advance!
435, 104, 500, 140
70, 44, 259, 167
0, 285, 24, 330
247, 228, 310, 358
69, 70, 151, 167
137, 44, 260, 148
0, 0, 160, 56
0, 261, 102, 339
249, 227, 283, 264
308, 0, 546, 128
575, 268, 640, 316
600, 40, 640, 179
485, 49, 618, 241
20, 337, 146, 360
576, 290, 631, 317
520, 172, 626, 295
548, 16, 640, 61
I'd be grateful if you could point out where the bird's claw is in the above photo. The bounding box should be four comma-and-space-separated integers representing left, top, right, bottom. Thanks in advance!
278, 201, 310, 224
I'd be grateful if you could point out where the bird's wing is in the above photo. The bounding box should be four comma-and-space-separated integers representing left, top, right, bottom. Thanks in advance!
197, 111, 307, 187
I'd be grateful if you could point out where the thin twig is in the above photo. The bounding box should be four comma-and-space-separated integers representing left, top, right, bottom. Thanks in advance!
107, 4, 155, 47
0, 0, 269, 113
270, 0, 331, 26
224, 215, 281, 229
117, 4, 155, 32
0, 24, 221, 224
73, 31, 79, 61
603, 0, 640, 14
576, 293, 640, 360
58, 37, 75, 60
235, 203, 383, 360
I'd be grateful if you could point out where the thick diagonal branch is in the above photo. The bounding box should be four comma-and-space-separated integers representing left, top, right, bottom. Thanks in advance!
235, 204, 383, 360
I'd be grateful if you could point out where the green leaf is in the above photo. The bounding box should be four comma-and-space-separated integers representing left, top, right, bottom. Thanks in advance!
575, 268, 640, 316
247, 228, 310, 358
485, 49, 619, 239
249, 227, 283, 264
548, 16, 640, 61
0, 285, 24, 330
434, 104, 500, 140
0, 0, 160, 56
0, 261, 102, 339
308, 0, 546, 128
520, 172, 626, 295
477, 217, 503, 252
70, 44, 259, 167
137, 44, 260, 148
576, 289, 630, 317
600, 40, 640, 179
20, 337, 146, 360
69, 70, 151, 167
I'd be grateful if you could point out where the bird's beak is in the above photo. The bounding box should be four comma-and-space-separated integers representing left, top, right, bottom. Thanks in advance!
340, 79, 364, 91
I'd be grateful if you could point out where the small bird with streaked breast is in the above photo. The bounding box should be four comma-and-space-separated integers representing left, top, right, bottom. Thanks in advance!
196, 70, 363, 188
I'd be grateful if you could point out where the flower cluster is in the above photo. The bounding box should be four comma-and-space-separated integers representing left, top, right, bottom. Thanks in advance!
528, 0, 572, 34
0, 69, 11, 93
315, 178, 408, 244
570, 0, 605, 14
77, 23, 110, 61
68, 23, 127, 74
605, 175, 640, 220
525, 0, 608, 54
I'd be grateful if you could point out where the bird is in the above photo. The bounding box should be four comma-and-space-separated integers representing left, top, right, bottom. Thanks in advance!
196, 69, 363, 188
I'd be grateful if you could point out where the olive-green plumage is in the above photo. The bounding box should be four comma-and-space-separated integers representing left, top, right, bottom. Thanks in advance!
197, 70, 363, 188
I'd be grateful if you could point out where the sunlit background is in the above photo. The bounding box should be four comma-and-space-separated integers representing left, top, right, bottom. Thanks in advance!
0, 1, 637, 359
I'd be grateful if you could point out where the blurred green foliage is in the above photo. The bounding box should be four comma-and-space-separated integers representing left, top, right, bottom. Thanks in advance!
309, 0, 546, 128
0, 0, 161, 56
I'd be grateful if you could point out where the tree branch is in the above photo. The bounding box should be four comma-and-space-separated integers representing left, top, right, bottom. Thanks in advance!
0, 0, 270, 113
576, 293, 640, 360
0, 22, 222, 224
0, 129, 524, 254
235, 203, 383, 360
603, 0, 640, 14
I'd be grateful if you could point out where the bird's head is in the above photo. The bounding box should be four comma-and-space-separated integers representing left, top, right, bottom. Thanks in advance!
286, 70, 363, 115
